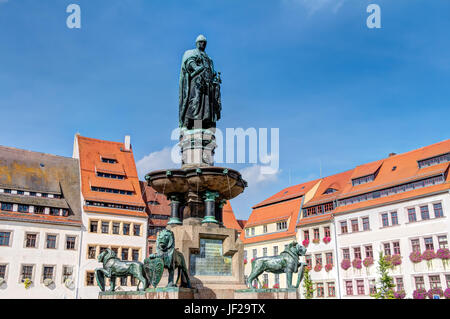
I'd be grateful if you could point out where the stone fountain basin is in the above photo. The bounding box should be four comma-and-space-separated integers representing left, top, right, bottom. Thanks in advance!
145, 166, 247, 200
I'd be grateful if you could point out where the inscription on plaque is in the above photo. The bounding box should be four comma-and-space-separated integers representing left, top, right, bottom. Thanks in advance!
190, 238, 232, 276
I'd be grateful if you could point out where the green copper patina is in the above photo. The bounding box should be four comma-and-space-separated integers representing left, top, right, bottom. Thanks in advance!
95, 249, 149, 292
144, 229, 191, 288
247, 241, 307, 289
179, 34, 222, 129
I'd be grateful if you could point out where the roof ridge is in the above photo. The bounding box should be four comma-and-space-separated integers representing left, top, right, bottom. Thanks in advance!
77, 135, 126, 147
0, 145, 75, 161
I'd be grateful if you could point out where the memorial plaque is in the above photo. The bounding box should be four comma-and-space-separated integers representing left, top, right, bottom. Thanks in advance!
190, 238, 232, 276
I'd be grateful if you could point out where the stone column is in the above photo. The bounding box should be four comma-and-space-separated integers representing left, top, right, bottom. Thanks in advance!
202, 190, 219, 224
167, 194, 183, 225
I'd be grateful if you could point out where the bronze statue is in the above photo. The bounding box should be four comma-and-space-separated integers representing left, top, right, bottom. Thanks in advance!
179, 34, 222, 129
95, 249, 149, 292
247, 241, 307, 289
144, 229, 191, 288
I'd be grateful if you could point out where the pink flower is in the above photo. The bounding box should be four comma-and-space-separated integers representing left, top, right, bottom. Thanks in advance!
314, 264, 323, 272
394, 290, 406, 299
262, 283, 269, 289
244, 258, 247, 264
427, 288, 443, 299
363, 256, 374, 267
444, 288, 450, 299
273, 283, 280, 289
302, 239, 310, 247
421, 249, 436, 261
413, 288, 427, 299
341, 259, 351, 270
352, 258, 362, 269
390, 254, 402, 266
325, 263, 333, 272
409, 251, 422, 263
323, 236, 331, 244
305, 265, 312, 271
436, 248, 450, 260
251, 258, 255, 263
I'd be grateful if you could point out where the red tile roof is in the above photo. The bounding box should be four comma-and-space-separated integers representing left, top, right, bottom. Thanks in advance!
0, 210, 82, 226
222, 201, 243, 231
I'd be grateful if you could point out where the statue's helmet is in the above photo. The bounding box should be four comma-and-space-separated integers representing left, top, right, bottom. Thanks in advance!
196, 34, 207, 43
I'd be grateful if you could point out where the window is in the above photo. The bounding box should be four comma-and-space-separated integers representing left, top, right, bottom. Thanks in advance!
90, 221, 98, 233
352, 174, 375, 186
356, 280, 365, 295
365, 245, 373, 258
324, 227, 330, 238
123, 223, 130, 235
433, 203, 444, 218
49, 208, 60, 216
21, 265, 34, 282
112, 247, 119, 256
277, 221, 287, 230
133, 224, 141, 236
343, 248, 350, 260
120, 277, 127, 286
263, 248, 267, 257
429, 275, 441, 289
391, 212, 398, 225
420, 205, 430, 220
313, 228, 320, 240
354, 247, 361, 260
424, 237, 434, 250
418, 153, 450, 168
244, 250, 247, 260
25, 233, 37, 248
112, 222, 120, 234
41, 193, 48, 198
251, 228, 255, 236
340, 221, 348, 234
362, 217, 370, 231
34, 206, 45, 214
263, 225, 267, 233
381, 213, 389, 227
326, 252, 333, 265
101, 157, 117, 164
43, 266, 54, 281
351, 219, 359, 232
383, 243, 391, 256
316, 283, 324, 297
263, 274, 268, 286
99, 246, 108, 254
303, 230, 309, 241
88, 246, 96, 259
1, 203, 13, 211
62, 266, 73, 282
0, 264, 6, 279
327, 282, 336, 297
101, 221, 109, 234
395, 277, 404, 291
275, 274, 280, 285
66, 236, 76, 250
408, 208, 417, 222
315, 254, 322, 266
345, 281, 353, 295
252, 249, 257, 258
446, 275, 450, 288
438, 235, 448, 249
415, 276, 425, 290
3, 189, 11, 194
132, 249, 139, 261
86, 272, 95, 286
0, 232, 11, 246
46, 235, 57, 249
61, 209, 69, 217
273, 246, 278, 256
305, 255, 312, 268
324, 188, 337, 194
122, 248, 129, 261
369, 279, 376, 294
393, 242, 401, 255
18, 204, 29, 213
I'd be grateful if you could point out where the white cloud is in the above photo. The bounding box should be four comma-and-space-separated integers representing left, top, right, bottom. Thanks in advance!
136, 147, 178, 179
240, 164, 281, 189
283, 0, 347, 15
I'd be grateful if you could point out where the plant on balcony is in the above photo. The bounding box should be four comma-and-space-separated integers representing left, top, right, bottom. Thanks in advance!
305, 265, 312, 272
394, 290, 406, 299
251, 258, 255, 263
273, 283, 280, 289
422, 249, 436, 268
252, 282, 258, 289
325, 263, 333, 272
43, 278, 53, 287
262, 283, 269, 289
352, 258, 362, 269
436, 248, 450, 268
413, 288, 427, 299
323, 236, 331, 244
341, 259, 351, 270
64, 278, 74, 289
23, 278, 32, 289
444, 288, 450, 299
244, 258, 247, 265
409, 251, 422, 263
363, 256, 374, 267
427, 288, 444, 299
312, 238, 320, 244
390, 254, 402, 266
314, 264, 322, 272
302, 239, 310, 247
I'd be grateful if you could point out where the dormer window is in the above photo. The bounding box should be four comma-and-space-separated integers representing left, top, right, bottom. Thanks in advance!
352, 174, 375, 186
101, 157, 117, 164
276, 221, 287, 230
324, 188, 337, 194
417, 153, 449, 169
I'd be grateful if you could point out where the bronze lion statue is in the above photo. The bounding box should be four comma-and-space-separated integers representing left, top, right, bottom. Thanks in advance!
144, 229, 191, 288
247, 241, 307, 289
95, 248, 148, 292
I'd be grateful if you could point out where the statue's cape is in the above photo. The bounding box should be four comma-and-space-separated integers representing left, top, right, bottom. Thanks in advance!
179, 49, 200, 126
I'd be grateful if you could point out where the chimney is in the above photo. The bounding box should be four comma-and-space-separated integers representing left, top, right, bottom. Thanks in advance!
388, 152, 396, 157
124, 135, 131, 151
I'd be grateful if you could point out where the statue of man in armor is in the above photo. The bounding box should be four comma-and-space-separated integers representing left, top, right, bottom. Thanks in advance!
179, 35, 222, 130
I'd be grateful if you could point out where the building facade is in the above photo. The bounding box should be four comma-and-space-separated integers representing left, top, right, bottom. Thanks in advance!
73, 134, 148, 299
0, 146, 82, 298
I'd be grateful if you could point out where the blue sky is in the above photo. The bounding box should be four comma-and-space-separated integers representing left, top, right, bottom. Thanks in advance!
0, 0, 449, 220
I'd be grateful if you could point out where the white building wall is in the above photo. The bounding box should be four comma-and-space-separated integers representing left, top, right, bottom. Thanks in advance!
335, 190, 450, 299
0, 220, 81, 299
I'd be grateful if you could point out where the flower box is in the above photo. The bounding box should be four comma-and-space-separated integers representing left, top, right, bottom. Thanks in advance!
390, 254, 402, 266
305, 265, 312, 272
314, 264, 322, 272
244, 258, 247, 265
352, 258, 362, 269
413, 288, 427, 299
394, 290, 406, 299
325, 263, 333, 272
436, 248, 450, 260
444, 288, 450, 299
421, 249, 436, 261
323, 237, 331, 244
409, 251, 422, 263
341, 259, 351, 270
302, 239, 310, 247
427, 288, 443, 299
312, 238, 320, 244
363, 256, 374, 267
273, 283, 280, 289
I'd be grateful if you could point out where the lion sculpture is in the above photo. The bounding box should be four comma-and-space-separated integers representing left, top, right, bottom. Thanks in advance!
247, 241, 307, 289
95, 248, 148, 292
144, 229, 191, 288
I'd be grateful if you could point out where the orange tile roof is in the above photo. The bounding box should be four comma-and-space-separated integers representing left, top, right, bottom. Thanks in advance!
297, 213, 333, 226
0, 210, 82, 226
222, 201, 243, 231
95, 162, 126, 175
77, 135, 146, 217
242, 197, 303, 244
83, 205, 147, 218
